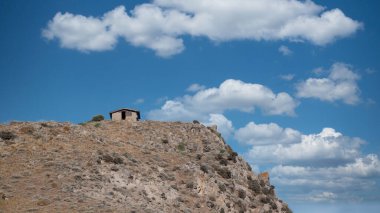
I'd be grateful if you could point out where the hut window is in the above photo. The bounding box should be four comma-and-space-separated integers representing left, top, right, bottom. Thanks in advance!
122, 111, 126, 120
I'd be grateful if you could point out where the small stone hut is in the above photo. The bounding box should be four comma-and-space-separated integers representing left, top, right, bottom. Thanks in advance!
109, 108, 141, 121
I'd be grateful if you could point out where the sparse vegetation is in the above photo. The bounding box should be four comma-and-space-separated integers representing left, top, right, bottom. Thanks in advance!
200, 164, 208, 173
0, 120, 290, 212
193, 120, 200, 124
248, 179, 261, 193
19, 126, 34, 134
40, 123, 50, 127
216, 167, 232, 179
238, 189, 246, 199
281, 204, 293, 213
196, 154, 203, 160
0, 131, 16, 140
186, 182, 194, 189
227, 150, 238, 162
260, 196, 270, 204
219, 159, 228, 166
215, 153, 223, 160
177, 142, 186, 151
218, 183, 226, 192
203, 146, 211, 152
91, 115, 104, 122
99, 153, 124, 164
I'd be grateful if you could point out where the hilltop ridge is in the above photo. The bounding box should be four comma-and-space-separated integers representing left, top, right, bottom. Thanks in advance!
0, 120, 291, 212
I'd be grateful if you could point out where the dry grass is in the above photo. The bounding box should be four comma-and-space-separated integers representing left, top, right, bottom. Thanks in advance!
0, 121, 288, 212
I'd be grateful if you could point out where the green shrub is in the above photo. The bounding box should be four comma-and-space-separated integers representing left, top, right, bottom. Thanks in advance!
186, 182, 194, 189
94, 123, 101, 128
196, 154, 203, 160
200, 164, 208, 173
260, 196, 270, 204
219, 159, 228, 166
218, 183, 226, 192
216, 167, 232, 179
215, 153, 224, 160
248, 179, 261, 193
0, 131, 16, 140
238, 189, 246, 199
91, 115, 104, 122
203, 146, 211, 152
281, 205, 293, 213
177, 142, 186, 151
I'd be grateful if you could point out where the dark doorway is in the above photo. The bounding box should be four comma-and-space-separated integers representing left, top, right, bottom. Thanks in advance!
121, 111, 126, 120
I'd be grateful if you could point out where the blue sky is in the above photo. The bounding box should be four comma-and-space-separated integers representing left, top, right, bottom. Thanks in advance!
1, 0, 380, 212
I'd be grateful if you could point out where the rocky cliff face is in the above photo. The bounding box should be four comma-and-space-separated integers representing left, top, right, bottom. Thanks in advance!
0, 120, 291, 213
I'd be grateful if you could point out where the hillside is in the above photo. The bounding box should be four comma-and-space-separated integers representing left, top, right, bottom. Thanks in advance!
0, 120, 291, 213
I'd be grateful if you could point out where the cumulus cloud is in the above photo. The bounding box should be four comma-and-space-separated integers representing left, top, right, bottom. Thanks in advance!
237, 121, 380, 202
270, 154, 380, 193
271, 154, 380, 180
296, 63, 361, 105
187, 83, 206, 92
148, 79, 298, 122
235, 122, 301, 146
278, 45, 293, 56
43, 0, 362, 56
247, 127, 364, 165
204, 114, 234, 138
42, 12, 117, 52
308, 192, 337, 202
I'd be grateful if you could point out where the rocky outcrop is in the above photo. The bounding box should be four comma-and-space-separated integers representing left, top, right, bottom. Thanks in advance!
0, 120, 291, 212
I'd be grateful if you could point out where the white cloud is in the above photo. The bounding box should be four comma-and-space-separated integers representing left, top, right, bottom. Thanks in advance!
270, 154, 380, 192
42, 12, 117, 52
247, 127, 364, 165
204, 114, 234, 138
296, 63, 361, 105
271, 154, 380, 180
43, 0, 362, 56
235, 122, 301, 145
278, 45, 293, 56
148, 79, 298, 121
238, 121, 380, 201
187, 83, 206, 92
277, 8, 362, 45
43, 5, 188, 57
280, 74, 295, 81
308, 192, 337, 202
134, 98, 145, 104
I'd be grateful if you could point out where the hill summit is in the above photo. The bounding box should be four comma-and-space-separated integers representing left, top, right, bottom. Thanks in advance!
0, 120, 291, 212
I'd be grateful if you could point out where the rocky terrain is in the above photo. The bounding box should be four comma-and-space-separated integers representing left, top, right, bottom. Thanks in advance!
0, 120, 291, 213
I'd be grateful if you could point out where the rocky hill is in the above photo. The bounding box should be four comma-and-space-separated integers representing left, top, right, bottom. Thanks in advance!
0, 120, 291, 213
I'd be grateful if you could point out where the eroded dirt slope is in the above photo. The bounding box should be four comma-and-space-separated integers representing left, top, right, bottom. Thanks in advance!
0, 120, 291, 213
